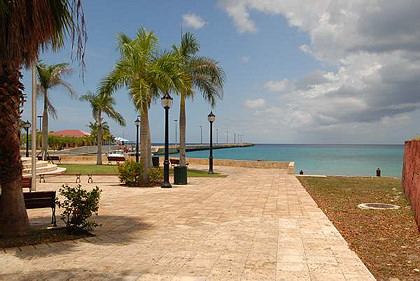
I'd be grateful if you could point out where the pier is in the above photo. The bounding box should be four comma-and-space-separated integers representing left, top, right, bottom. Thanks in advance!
154, 143, 254, 155
44, 143, 254, 156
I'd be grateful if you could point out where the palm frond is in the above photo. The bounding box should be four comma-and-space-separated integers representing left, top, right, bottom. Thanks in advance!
0, 0, 86, 67
47, 99, 58, 119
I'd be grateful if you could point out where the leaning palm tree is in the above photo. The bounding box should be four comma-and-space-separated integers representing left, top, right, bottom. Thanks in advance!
101, 28, 186, 181
172, 33, 225, 167
37, 62, 77, 160
0, 0, 86, 236
80, 91, 126, 165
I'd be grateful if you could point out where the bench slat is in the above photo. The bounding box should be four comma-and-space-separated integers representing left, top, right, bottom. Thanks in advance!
0, 191, 57, 226
24, 191, 55, 199
107, 156, 125, 161
25, 199, 55, 209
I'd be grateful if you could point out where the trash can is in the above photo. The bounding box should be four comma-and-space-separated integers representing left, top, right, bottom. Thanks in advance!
174, 166, 187, 185
152, 156, 160, 168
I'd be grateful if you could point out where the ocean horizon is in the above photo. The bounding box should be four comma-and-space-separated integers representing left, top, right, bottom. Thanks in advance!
178, 143, 404, 178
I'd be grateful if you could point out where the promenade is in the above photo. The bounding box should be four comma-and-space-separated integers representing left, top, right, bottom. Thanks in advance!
0, 165, 375, 280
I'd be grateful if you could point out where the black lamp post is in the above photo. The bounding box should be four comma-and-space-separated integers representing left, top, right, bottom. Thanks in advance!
22, 120, 31, 157
208, 111, 215, 174
135, 116, 140, 163
199, 125, 203, 144
161, 93, 173, 188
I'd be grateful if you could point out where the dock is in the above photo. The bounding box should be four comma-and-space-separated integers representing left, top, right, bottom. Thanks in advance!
154, 143, 253, 155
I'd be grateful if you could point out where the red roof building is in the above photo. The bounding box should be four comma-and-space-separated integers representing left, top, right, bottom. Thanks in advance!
49, 130, 91, 138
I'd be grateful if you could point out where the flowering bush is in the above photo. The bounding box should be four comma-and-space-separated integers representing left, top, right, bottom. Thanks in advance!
148, 167, 163, 185
118, 160, 163, 186
118, 160, 144, 186
56, 184, 101, 233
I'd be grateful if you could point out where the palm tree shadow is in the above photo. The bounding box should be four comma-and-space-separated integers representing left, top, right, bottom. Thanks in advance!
0, 267, 138, 281
13, 215, 152, 259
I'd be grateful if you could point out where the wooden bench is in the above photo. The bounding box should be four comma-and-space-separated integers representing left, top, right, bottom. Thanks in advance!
107, 156, 126, 164
37, 155, 61, 163
22, 177, 32, 191
86, 173, 118, 183
39, 173, 82, 183
0, 191, 57, 227
169, 158, 189, 168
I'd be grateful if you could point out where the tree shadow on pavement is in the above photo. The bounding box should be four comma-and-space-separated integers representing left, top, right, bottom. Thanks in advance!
11, 215, 152, 259
0, 267, 141, 281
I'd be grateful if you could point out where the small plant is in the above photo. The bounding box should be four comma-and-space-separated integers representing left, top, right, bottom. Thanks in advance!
118, 160, 163, 186
56, 184, 101, 233
118, 160, 144, 186
148, 167, 163, 185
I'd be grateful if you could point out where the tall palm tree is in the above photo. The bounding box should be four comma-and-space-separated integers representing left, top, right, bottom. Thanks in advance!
80, 91, 125, 165
0, 0, 86, 236
37, 62, 77, 160
172, 33, 225, 167
101, 28, 186, 181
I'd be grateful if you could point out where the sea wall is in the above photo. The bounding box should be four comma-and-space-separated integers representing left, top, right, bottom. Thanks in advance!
59, 155, 294, 174
402, 139, 420, 231
184, 158, 294, 174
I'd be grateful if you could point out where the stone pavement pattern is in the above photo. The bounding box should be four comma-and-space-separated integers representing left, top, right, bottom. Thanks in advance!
0, 166, 376, 280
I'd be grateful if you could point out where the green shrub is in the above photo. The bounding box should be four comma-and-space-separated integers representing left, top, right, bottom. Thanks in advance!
118, 160, 144, 186
148, 168, 163, 185
118, 160, 163, 186
56, 184, 101, 233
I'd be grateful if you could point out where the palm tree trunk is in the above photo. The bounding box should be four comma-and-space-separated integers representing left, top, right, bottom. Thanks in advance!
179, 92, 187, 167
97, 111, 103, 165
0, 63, 30, 236
147, 124, 152, 167
140, 104, 150, 181
41, 90, 48, 160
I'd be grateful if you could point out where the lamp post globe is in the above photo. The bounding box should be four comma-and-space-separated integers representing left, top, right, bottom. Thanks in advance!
22, 121, 31, 157
161, 93, 173, 188
135, 116, 140, 163
208, 111, 215, 174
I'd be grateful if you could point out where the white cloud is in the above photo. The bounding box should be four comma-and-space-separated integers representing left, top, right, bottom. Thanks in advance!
264, 79, 289, 92
218, 0, 420, 138
217, 0, 256, 33
244, 98, 266, 109
182, 13, 207, 29
240, 56, 250, 63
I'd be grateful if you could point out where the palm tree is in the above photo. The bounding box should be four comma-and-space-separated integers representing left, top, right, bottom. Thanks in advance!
80, 91, 125, 165
0, 1, 86, 236
36, 62, 77, 160
101, 28, 186, 181
172, 33, 225, 167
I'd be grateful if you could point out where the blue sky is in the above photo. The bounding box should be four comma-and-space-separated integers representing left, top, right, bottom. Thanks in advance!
21, 0, 420, 144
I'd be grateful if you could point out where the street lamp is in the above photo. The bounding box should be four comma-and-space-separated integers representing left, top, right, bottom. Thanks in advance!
135, 116, 140, 163
174, 119, 178, 146
208, 112, 215, 174
22, 121, 31, 157
37, 115, 43, 131
199, 125, 203, 144
37, 115, 43, 149
161, 93, 173, 188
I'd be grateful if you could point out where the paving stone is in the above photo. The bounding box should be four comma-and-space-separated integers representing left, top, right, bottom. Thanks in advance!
0, 165, 375, 280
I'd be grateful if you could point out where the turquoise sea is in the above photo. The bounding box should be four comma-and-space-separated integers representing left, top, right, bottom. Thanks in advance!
185, 144, 405, 178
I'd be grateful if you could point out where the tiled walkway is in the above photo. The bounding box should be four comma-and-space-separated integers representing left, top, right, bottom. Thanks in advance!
0, 166, 375, 280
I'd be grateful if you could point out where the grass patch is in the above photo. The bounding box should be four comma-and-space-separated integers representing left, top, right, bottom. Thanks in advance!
59, 164, 226, 177
0, 227, 91, 249
298, 176, 420, 281
184, 169, 227, 178
59, 164, 118, 175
